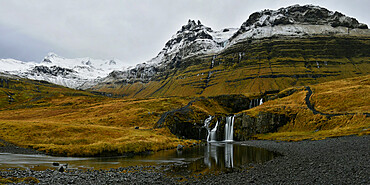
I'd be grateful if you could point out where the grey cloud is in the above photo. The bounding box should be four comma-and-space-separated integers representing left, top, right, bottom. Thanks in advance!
0, 0, 368, 66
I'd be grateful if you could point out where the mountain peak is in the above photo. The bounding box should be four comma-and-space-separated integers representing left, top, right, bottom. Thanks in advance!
46, 52, 60, 58
229, 4, 369, 43
239, 4, 368, 32
178, 19, 209, 34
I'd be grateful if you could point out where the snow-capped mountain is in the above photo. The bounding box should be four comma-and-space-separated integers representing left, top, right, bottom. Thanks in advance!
150, 20, 237, 65
100, 20, 237, 84
229, 4, 369, 44
1, 5, 369, 90
0, 53, 125, 89
100, 5, 369, 87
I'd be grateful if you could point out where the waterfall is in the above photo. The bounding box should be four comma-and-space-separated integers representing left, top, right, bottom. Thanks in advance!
211, 55, 215, 68
204, 116, 212, 128
208, 121, 219, 142
249, 98, 263, 109
204, 116, 213, 141
224, 116, 234, 142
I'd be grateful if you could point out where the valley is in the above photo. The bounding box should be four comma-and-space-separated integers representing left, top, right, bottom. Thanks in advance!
0, 4, 369, 184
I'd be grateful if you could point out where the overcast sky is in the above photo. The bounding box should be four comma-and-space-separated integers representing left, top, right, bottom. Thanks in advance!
0, 0, 369, 66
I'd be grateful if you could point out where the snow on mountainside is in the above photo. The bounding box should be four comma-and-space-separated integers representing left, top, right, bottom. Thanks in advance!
229, 4, 369, 44
0, 53, 125, 89
102, 20, 237, 84
149, 20, 237, 65
100, 5, 369, 86
2, 5, 369, 90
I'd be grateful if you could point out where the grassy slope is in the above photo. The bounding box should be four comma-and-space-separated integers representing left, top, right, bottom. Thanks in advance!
92, 36, 370, 98
1, 36, 369, 156
245, 75, 370, 141
0, 77, 195, 156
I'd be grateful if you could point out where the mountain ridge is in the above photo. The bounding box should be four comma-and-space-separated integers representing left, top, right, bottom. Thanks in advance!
0, 4, 369, 94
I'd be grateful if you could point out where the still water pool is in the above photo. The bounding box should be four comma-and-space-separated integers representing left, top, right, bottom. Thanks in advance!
0, 142, 278, 174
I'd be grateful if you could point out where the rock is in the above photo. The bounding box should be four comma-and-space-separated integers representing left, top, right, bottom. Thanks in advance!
233, 4, 368, 40
234, 112, 291, 140
177, 144, 184, 151
134, 126, 139, 129
58, 166, 65, 172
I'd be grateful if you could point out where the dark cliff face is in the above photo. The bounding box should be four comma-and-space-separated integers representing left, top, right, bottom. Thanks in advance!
154, 94, 293, 140
31, 66, 74, 77
233, 112, 291, 141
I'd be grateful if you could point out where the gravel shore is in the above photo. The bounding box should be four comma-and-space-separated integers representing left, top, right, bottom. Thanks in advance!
1, 135, 369, 184
192, 135, 370, 184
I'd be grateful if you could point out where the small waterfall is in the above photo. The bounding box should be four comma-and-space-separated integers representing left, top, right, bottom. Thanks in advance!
211, 55, 215, 68
249, 98, 263, 109
208, 121, 219, 142
204, 116, 213, 141
224, 116, 234, 142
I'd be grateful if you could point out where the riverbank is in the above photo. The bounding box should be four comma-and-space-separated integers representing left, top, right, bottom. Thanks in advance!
0, 139, 43, 155
1, 135, 369, 184
192, 135, 370, 184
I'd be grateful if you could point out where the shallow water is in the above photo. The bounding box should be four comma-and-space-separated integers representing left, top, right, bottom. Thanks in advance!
0, 142, 277, 173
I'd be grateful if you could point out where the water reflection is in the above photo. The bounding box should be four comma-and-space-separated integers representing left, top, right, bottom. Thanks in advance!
0, 143, 278, 175
201, 143, 275, 172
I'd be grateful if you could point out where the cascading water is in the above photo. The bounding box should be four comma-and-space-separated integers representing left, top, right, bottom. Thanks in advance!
224, 116, 234, 142
204, 116, 213, 141
208, 121, 219, 142
249, 98, 264, 109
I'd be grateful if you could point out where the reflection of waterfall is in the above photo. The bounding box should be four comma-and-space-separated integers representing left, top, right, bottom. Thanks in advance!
204, 143, 234, 169
208, 121, 219, 142
225, 143, 234, 168
224, 116, 234, 142
204, 143, 218, 167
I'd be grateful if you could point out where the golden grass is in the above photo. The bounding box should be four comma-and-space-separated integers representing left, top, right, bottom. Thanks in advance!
0, 71, 369, 156
255, 114, 369, 141
0, 119, 195, 156
0, 176, 39, 184
246, 75, 370, 141
0, 78, 197, 156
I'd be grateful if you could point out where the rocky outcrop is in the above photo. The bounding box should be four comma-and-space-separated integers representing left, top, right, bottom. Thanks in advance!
31, 66, 74, 77
234, 112, 291, 141
232, 4, 368, 41
155, 93, 292, 141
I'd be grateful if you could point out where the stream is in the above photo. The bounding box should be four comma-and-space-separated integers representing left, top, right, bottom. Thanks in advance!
0, 142, 278, 175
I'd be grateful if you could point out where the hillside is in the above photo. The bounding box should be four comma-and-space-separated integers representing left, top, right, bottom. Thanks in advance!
157, 75, 369, 142
88, 5, 370, 98
92, 35, 370, 97
0, 4, 369, 157
0, 74, 194, 156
